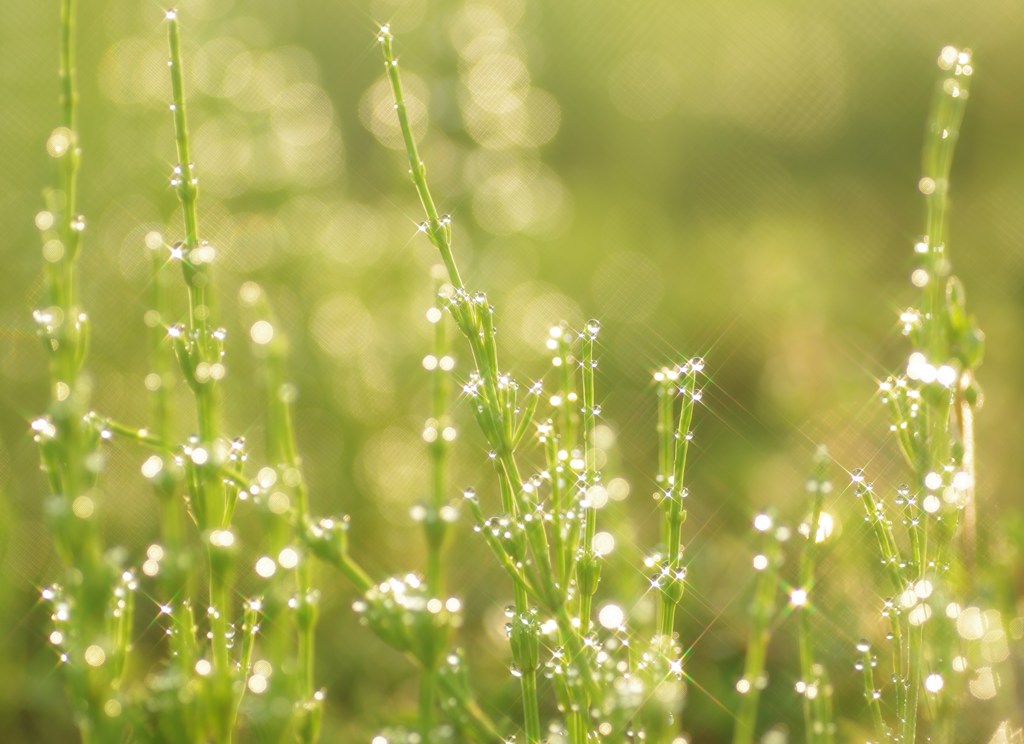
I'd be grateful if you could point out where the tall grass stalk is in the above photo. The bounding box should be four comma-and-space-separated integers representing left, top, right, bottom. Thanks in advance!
379, 27, 701, 743
379, 26, 546, 742
165, 12, 241, 740
858, 44, 983, 742
239, 285, 324, 742
417, 275, 456, 741
653, 364, 698, 639
33, 1, 127, 740
144, 232, 188, 607
299, 284, 503, 741
732, 510, 782, 744
796, 448, 834, 744
35, 10, 333, 742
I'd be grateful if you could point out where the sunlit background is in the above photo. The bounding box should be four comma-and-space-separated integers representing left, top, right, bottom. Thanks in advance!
2, 0, 1024, 740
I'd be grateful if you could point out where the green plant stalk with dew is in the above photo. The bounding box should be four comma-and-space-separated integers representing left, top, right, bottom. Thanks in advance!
33, 9, 338, 743
33, 1, 129, 741
302, 270, 468, 744
143, 228, 190, 620
299, 289, 503, 741
795, 448, 835, 744
158, 12, 331, 742
855, 44, 984, 742
732, 508, 783, 744
416, 272, 458, 741
238, 284, 325, 742
164, 12, 246, 739
377, 27, 704, 743
380, 25, 545, 743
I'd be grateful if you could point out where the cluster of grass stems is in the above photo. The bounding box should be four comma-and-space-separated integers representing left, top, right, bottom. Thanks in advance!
28, 4, 1009, 743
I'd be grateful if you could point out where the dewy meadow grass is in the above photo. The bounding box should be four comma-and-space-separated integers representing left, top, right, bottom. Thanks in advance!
25, 5, 1019, 744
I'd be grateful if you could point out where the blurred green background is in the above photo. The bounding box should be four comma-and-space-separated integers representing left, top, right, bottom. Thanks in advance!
2, 0, 1023, 740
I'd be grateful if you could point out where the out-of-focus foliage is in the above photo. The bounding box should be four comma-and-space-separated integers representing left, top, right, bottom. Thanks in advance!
1, 0, 1023, 740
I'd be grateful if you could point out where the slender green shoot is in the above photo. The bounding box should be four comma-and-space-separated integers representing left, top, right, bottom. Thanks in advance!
796, 448, 834, 744
165, 11, 238, 741
653, 361, 700, 638
378, 25, 546, 742
855, 639, 888, 743
35, 1, 126, 741
733, 511, 783, 744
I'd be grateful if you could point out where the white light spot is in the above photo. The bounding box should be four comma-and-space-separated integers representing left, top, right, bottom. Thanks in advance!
238, 282, 263, 306
608, 477, 630, 501
598, 603, 625, 630
969, 667, 997, 700
255, 557, 277, 578
42, 240, 64, 262
592, 531, 615, 556
925, 673, 944, 693
753, 513, 773, 532
141, 455, 164, 479
814, 512, 834, 543
938, 46, 958, 70
250, 320, 274, 345
209, 530, 235, 548
195, 659, 212, 676
278, 547, 300, 570
247, 674, 268, 694
72, 496, 94, 519
256, 467, 277, 489
909, 603, 933, 626
267, 491, 290, 514
585, 485, 609, 509
35, 211, 55, 231
936, 365, 957, 387
46, 128, 72, 158
957, 606, 985, 640
144, 372, 162, 391
84, 645, 106, 667
790, 589, 808, 607
752, 554, 769, 571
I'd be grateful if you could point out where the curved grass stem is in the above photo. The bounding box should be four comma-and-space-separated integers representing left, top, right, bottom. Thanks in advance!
378, 27, 550, 742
